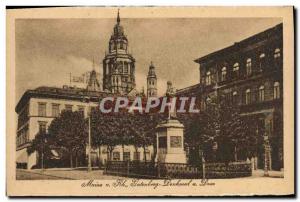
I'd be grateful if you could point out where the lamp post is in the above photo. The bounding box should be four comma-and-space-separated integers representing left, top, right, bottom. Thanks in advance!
263, 133, 270, 177
83, 96, 92, 172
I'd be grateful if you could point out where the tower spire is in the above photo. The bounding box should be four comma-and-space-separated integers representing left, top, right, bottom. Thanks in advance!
92, 57, 95, 71
117, 9, 120, 25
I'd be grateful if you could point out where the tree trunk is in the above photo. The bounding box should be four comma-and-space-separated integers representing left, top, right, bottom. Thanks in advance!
70, 150, 73, 168
75, 150, 78, 168
152, 139, 157, 163
98, 145, 101, 168
122, 144, 125, 161
143, 145, 147, 163
134, 146, 139, 161
108, 146, 114, 161
234, 145, 237, 162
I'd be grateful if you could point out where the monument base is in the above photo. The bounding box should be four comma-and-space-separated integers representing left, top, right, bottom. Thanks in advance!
163, 153, 187, 164
155, 150, 187, 164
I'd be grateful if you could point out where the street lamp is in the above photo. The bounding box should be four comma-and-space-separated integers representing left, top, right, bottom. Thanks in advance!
263, 133, 271, 177
83, 96, 92, 172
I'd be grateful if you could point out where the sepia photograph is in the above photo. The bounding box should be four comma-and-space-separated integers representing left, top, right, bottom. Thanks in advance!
6, 6, 294, 196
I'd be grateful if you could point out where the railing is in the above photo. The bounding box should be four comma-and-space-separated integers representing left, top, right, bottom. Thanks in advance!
205, 161, 252, 178
104, 161, 251, 179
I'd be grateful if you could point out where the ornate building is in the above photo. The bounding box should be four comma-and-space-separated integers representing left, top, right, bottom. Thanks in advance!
147, 62, 157, 97
102, 10, 136, 94
86, 60, 101, 92
177, 23, 283, 171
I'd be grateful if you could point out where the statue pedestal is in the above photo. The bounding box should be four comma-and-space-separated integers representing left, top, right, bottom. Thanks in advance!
155, 118, 187, 164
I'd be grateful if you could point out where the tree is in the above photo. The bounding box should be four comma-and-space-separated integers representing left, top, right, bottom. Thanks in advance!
27, 131, 55, 168
216, 97, 258, 163
47, 110, 87, 168
91, 109, 166, 163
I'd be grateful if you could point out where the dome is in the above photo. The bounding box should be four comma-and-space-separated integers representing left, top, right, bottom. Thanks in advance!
113, 24, 124, 36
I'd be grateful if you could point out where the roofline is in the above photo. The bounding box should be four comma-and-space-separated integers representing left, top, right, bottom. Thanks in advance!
176, 83, 201, 94
15, 87, 112, 113
194, 23, 283, 64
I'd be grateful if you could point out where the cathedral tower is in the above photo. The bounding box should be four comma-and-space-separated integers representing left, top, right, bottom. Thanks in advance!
87, 59, 101, 92
147, 61, 157, 97
102, 10, 136, 94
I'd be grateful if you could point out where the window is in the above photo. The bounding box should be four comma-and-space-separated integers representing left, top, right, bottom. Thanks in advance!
274, 82, 280, 99
78, 106, 85, 116
123, 152, 130, 161
38, 102, 46, 117
52, 104, 60, 117
205, 71, 211, 85
120, 41, 124, 49
124, 62, 128, 73
38, 121, 47, 133
274, 48, 281, 58
144, 150, 151, 161
224, 93, 231, 104
259, 53, 266, 71
232, 91, 238, 104
113, 152, 120, 161
65, 104, 73, 111
259, 85, 265, 102
133, 152, 140, 161
245, 89, 251, 104
221, 67, 227, 81
246, 58, 252, 75
233, 63, 239, 77
90, 106, 96, 113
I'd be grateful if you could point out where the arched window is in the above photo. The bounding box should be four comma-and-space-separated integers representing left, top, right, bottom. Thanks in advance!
259, 85, 265, 102
221, 67, 227, 81
274, 82, 280, 99
245, 89, 251, 104
120, 41, 124, 49
274, 48, 281, 58
246, 58, 252, 75
233, 63, 239, 77
232, 91, 238, 104
206, 71, 211, 85
259, 53, 266, 71
106, 63, 110, 75
124, 62, 128, 73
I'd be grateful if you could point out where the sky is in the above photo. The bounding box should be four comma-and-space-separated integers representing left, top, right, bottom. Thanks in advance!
15, 16, 282, 101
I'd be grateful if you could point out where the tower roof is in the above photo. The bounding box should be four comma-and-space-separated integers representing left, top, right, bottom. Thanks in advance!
112, 9, 126, 38
87, 64, 101, 92
117, 9, 120, 24
147, 61, 157, 78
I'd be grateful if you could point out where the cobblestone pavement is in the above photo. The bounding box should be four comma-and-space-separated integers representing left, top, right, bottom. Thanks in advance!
16, 168, 124, 180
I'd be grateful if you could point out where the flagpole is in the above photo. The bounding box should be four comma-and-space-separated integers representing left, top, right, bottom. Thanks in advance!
70, 73, 72, 86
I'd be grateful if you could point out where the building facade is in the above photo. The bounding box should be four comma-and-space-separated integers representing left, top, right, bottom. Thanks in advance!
102, 11, 136, 94
191, 23, 283, 171
16, 86, 102, 169
16, 11, 157, 169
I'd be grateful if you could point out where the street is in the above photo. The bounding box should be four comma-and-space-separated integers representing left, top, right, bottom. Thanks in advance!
16, 168, 283, 180
16, 168, 124, 180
